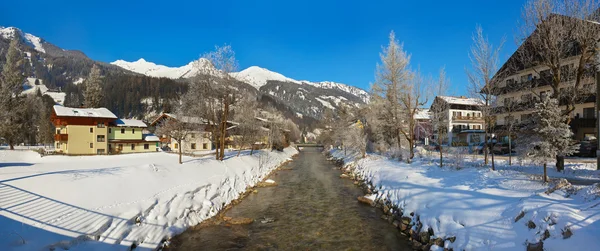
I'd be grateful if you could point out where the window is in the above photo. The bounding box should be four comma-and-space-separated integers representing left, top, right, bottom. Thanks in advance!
97, 135, 105, 142
131, 144, 135, 150
174, 143, 178, 149
132, 129, 135, 134
90, 143, 93, 148
504, 97, 514, 106
97, 149, 105, 154
56, 129, 60, 134
191, 133, 195, 138
118, 144, 123, 150
203, 143, 208, 149
583, 108, 595, 119
540, 91, 548, 100
121, 128, 125, 134
97, 122, 105, 128
191, 143, 196, 150
90, 128, 93, 133
109, 128, 112, 133
520, 74, 532, 83
144, 144, 149, 150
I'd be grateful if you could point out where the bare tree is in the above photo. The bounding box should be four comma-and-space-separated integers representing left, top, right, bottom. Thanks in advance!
83, 64, 104, 108
371, 31, 413, 161
232, 97, 261, 156
515, 0, 600, 171
155, 110, 194, 164
431, 67, 451, 167
466, 25, 505, 170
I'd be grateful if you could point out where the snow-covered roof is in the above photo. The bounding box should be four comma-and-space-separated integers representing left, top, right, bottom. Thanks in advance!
114, 119, 147, 128
438, 96, 483, 106
143, 134, 160, 142
162, 113, 208, 124
414, 109, 430, 120
53, 105, 117, 119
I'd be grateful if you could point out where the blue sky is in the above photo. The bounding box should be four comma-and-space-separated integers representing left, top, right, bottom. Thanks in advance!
1, 0, 525, 95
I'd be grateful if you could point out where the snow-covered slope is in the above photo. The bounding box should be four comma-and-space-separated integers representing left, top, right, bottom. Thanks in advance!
231, 66, 370, 103
230, 66, 300, 89
110, 58, 217, 79
0, 26, 46, 53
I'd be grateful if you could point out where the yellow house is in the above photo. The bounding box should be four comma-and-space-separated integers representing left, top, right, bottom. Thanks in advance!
52, 106, 159, 155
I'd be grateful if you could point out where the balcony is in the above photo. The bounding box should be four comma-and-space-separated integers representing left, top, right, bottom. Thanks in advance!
452, 116, 484, 122
54, 134, 68, 141
569, 118, 596, 129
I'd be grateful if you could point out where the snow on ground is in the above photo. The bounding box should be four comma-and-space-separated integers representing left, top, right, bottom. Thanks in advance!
73, 77, 85, 85
0, 147, 297, 250
330, 149, 600, 251
21, 78, 66, 105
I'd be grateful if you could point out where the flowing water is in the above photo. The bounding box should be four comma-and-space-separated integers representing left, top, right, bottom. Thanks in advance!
169, 147, 411, 250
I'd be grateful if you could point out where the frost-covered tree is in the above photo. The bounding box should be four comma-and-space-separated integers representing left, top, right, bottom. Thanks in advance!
371, 31, 414, 161
430, 67, 451, 167
0, 36, 25, 149
521, 97, 579, 182
83, 64, 104, 108
466, 25, 504, 169
346, 120, 368, 158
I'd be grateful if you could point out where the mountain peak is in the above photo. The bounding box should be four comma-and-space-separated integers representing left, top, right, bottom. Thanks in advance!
0, 26, 46, 53
110, 58, 219, 79
231, 66, 300, 89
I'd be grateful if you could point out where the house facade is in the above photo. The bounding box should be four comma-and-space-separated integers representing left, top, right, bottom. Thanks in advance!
150, 113, 214, 153
51, 106, 159, 155
430, 96, 485, 145
414, 108, 432, 145
492, 57, 597, 141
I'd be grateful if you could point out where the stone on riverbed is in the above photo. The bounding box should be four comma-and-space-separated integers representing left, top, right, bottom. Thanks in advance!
257, 179, 278, 187
222, 216, 254, 225
260, 217, 275, 224
357, 195, 375, 206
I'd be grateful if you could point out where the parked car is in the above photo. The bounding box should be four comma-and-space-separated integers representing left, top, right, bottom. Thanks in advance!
577, 140, 597, 157
492, 142, 516, 155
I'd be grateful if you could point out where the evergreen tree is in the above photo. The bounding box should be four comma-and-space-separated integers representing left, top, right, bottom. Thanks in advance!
83, 64, 103, 108
0, 36, 25, 149
521, 97, 579, 182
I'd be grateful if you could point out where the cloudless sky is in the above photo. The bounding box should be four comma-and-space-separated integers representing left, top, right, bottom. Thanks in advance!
0, 0, 526, 96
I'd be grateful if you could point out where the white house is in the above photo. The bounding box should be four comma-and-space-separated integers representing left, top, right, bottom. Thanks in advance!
430, 96, 485, 145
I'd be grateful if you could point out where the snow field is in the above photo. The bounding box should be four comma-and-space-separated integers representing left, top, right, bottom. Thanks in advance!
0, 147, 298, 250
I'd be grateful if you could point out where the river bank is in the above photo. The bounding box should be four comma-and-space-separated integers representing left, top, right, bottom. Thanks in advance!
329, 149, 600, 251
0, 147, 298, 250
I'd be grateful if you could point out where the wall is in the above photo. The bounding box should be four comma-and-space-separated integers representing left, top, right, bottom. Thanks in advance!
65, 125, 108, 155
109, 142, 158, 154
169, 132, 213, 152
108, 126, 144, 140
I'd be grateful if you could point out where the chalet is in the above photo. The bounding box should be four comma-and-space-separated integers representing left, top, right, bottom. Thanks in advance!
430, 96, 485, 145
51, 105, 159, 155
150, 113, 215, 152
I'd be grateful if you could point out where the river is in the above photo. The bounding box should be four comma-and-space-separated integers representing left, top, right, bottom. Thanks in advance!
168, 147, 411, 250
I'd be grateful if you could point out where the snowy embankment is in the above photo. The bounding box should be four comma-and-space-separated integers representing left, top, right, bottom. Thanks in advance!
0, 147, 297, 250
330, 149, 600, 251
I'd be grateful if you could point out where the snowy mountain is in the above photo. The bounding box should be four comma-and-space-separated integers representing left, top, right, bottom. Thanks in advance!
0, 26, 46, 53
110, 58, 220, 79
230, 66, 300, 89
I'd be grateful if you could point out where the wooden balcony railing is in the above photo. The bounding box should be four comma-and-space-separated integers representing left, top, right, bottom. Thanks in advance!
54, 134, 68, 141
453, 116, 484, 121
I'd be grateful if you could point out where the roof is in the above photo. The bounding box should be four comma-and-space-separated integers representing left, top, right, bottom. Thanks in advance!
150, 113, 208, 126
414, 109, 431, 120
114, 119, 147, 128
438, 96, 483, 106
457, 130, 486, 134
53, 105, 117, 119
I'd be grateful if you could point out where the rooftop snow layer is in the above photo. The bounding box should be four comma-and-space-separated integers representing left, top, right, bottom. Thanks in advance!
53, 105, 117, 119
115, 119, 147, 127
414, 109, 431, 120
143, 134, 160, 141
439, 96, 483, 106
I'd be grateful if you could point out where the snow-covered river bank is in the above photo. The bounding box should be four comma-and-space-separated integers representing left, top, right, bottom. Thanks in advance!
329, 149, 600, 251
0, 147, 297, 250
